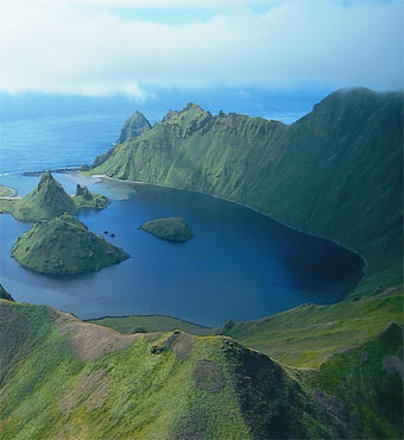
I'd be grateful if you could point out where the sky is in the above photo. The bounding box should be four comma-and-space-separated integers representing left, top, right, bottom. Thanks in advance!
0, 0, 402, 98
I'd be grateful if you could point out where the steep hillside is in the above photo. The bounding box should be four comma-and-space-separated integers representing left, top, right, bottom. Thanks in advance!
90, 89, 403, 292
0, 301, 353, 440
12, 214, 129, 274
0, 171, 109, 221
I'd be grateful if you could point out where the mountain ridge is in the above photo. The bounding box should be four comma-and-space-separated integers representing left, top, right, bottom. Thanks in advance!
0, 295, 402, 439
89, 87, 403, 294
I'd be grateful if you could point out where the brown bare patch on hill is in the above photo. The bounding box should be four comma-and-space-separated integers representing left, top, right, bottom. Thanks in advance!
55, 311, 140, 362
59, 368, 110, 413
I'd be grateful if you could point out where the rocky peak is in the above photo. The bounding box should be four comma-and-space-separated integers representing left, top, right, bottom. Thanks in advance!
37, 170, 56, 190
75, 184, 92, 200
118, 111, 152, 144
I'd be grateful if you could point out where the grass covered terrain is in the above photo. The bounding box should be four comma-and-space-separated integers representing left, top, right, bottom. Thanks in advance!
224, 289, 403, 368
1, 301, 354, 440
0, 299, 401, 439
0, 171, 109, 221
12, 214, 129, 274
141, 216, 194, 242
90, 88, 403, 294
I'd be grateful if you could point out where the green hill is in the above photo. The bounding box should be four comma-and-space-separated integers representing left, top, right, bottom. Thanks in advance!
0, 299, 401, 439
90, 88, 403, 294
0, 171, 109, 221
141, 217, 194, 242
12, 214, 129, 274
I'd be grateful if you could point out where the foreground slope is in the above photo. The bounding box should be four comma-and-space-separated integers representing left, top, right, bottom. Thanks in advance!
90, 89, 403, 292
0, 301, 357, 440
12, 214, 129, 274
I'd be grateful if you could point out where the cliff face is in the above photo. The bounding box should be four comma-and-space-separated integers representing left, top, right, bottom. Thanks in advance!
90, 89, 403, 291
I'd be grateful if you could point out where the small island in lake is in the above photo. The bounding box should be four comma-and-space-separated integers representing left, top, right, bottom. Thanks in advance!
0, 171, 109, 221
12, 214, 129, 274
141, 217, 193, 242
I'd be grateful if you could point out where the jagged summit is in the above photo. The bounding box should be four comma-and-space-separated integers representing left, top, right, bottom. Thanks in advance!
75, 183, 92, 199
73, 183, 109, 209
12, 214, 129, 275
118, 110, 151, 144
0, 171, 110, 221
183, 102, 204, 112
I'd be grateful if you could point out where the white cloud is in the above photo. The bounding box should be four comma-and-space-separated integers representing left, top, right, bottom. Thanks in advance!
0, 0, 402, 96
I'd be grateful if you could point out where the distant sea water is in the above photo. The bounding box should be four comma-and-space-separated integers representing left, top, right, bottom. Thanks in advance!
0, 89, 364, 327
0, 88, 331, 174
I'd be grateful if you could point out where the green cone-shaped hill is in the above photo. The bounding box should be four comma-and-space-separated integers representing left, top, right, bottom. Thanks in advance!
0, 172, 109, 221
13, 171, 76, 221
12, 214, 129, 274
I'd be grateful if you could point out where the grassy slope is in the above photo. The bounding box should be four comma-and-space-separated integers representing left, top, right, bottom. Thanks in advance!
304, 323, 403, 440
12, 214, 129, 274
90, 89, 403, 293
224, 290, 403, 369
1, 301, 344, 440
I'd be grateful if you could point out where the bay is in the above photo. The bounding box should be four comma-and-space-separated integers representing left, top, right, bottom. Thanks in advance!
0, 172, 363, 327
0, 90, 363, 327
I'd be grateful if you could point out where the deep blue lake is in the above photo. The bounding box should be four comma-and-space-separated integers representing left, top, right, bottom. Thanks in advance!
0, 172, 364, 326
0, 92, 364, 326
